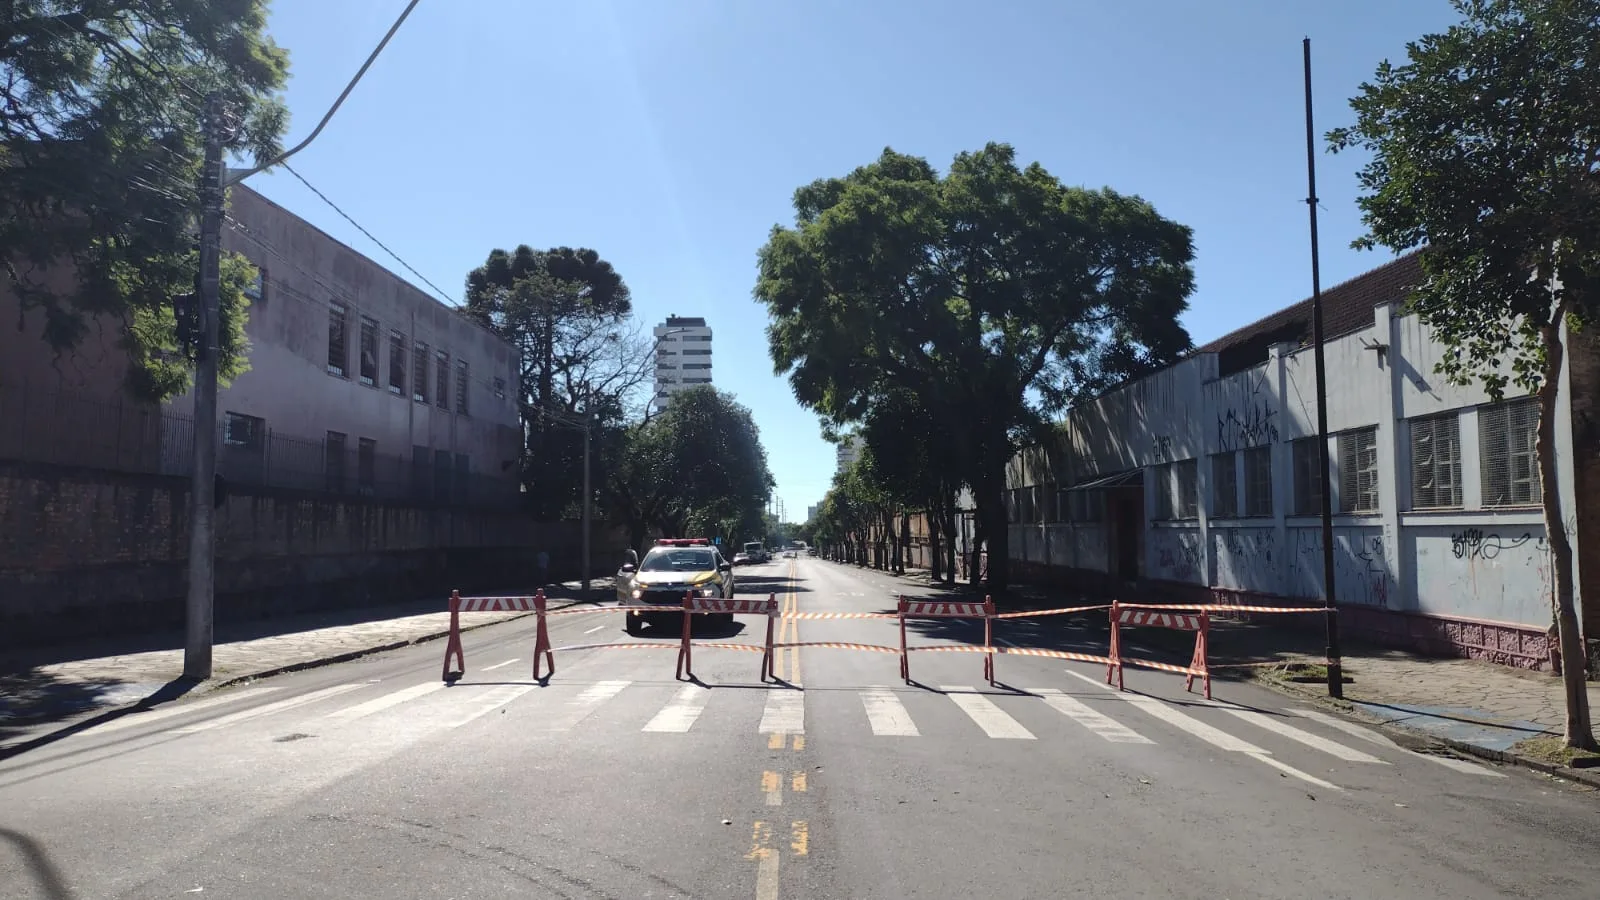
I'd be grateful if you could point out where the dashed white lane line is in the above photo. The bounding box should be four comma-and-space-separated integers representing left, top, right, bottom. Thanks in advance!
584, 624, 606, 634
481, 658, 520, 672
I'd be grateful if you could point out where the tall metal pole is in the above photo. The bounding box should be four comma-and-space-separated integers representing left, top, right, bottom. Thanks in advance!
581, 398, 592, 600
1303, 38, 1344, 699
184, 92, 227, 680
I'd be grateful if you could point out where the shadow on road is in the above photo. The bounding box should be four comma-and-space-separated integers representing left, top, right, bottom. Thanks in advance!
736, 575, 811, 595
0, 827, 74, 899
0, 676, 201, 762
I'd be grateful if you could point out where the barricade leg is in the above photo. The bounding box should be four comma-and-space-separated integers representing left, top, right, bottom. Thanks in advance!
761, 593, 777, 682
982, 596, 996, 685
441, 590, 465, 682
531, 589, 555, 681
1187, 614, 1211, 699
897, 596, 911, 683
675, 591, 694, 681
1105, 601, 1124, 691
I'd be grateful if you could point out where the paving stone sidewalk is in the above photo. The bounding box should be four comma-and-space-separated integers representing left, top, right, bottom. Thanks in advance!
0, 579, 615, 729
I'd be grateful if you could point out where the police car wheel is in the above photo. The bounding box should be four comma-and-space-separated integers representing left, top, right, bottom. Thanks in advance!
624, 612, 643, 636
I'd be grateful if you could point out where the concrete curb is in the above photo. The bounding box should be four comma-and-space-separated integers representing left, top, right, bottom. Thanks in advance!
1256, 670, 1600, 790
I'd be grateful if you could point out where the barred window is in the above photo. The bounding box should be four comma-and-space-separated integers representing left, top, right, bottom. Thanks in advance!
1339, 427, 1380, 513
1154, 463, 1175, 520
1243, 446, 1273, 516
1479, 397, 1541, 506
358, 317, 379, 385
413, 341, 430, 403
1211, 453, 1238, 518
1176, 459, 1199, 519
456, 359, 470, 414
1292, 437, 1324, 516
327, 304, 348, 376
1410, 413, 1462, 509
388, 330, 407, 395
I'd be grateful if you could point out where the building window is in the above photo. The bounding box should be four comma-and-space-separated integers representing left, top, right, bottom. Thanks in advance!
1338, 427, 1380, 513
1410, 413, 1462, 509
684, 377, 712, 384
388, 330, 406, 395
357, 438, 376, 495
493, 377, 506, 400
1480, 397, 1541, 507
456, 359, 470, 414
1211, 453, 1238, 518
1175, 458, 1198, 519
325, 431, 347, 492
1243, 446, 1273, 517
435, 350, 450, 409
1154, 462, 1175, 520
683, 348, 712, 356
358, 316, 379, 385
413, 341, 430, 403
245, 269, 266, 302
327, 305, 348, 376
1292, 437, 1324, 517
223, 411, 265, 449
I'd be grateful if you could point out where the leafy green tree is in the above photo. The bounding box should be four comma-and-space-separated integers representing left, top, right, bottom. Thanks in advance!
599, 385, 774, 551
463, 245, 647, 517
1328, 0, 1598, 749
858, 388, 966, 581
3, 1, 291, 399
756, 143, 1195, 591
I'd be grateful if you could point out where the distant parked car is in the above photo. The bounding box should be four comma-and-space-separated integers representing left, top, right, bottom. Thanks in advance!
733, 552, 752, 566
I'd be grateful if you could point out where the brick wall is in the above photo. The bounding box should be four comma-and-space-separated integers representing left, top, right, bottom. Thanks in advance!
0, 461, 623, 648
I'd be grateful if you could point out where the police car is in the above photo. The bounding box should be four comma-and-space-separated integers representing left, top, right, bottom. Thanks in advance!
617, 538, 737, 635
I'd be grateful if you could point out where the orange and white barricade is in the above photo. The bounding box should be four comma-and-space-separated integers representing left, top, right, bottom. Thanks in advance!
676, 593, 780, 682
898, 596, 997, 685
1105, 600, 1211, 699
440, 589, 548, 682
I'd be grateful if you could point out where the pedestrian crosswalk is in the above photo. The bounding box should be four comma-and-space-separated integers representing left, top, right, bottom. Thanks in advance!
47, 665, 1508, 788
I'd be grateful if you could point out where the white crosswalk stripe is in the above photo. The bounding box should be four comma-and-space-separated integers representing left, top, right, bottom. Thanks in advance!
168, 684, 363, 735
1287, 707, 1507, 777
1206, 700, 1388, 764
540, 680, 631, 732
643, 683, 713, 733
860, 687, 920, 737
439, 683, 537, 728
1032, 687, 1153, 744
759, 688, 806, 734
324, 681, 445, 723
940, 685, 1036, 740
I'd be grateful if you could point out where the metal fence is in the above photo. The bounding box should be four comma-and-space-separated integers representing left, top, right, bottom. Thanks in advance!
0, 381, 521, 510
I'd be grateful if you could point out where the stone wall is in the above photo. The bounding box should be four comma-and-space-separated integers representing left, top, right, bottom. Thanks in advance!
0, 461, 622, 648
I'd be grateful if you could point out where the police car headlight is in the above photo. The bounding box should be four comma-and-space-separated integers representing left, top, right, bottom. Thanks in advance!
631, 588, 643, 600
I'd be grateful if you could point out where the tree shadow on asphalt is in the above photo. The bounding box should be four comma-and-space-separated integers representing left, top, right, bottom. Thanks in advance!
0, 827, 73, 900
0, 675, 200, 762
735, 575, 811, 595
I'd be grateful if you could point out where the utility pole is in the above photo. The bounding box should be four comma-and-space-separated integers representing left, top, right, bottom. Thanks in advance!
1303, 38, 1344, 699
184, 92, 228, 680
581, 394, 592, 600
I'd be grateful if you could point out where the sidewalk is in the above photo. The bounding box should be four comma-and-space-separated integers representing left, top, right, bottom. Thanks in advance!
0, 579, 615, 730
997, 580, 1600, 786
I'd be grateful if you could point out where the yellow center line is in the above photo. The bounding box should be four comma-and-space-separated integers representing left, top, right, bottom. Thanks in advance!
790, 821, 809, 857
790, 771, 807, 792
762, 770, 783, 806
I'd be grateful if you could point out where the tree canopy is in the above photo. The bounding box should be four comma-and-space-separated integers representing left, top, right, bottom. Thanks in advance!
2, 0, 290, 399
755, 142, 1196, 589
1328, 0, 1599, 748
463, 244, 649, 517
598, 385, 774, 552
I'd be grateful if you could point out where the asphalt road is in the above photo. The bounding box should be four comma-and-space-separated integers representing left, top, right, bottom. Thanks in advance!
3, 557, 1598, 899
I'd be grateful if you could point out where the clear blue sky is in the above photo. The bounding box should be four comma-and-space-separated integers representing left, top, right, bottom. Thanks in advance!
244, 0, 1462, 522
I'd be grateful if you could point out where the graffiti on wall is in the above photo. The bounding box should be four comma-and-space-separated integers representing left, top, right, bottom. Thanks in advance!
1150, 527, 1203, 583
1216, 380, 1280, 452
1288, 527, 1389, 607
1211, 527, 1279, 595
1450, 528, 1538, 561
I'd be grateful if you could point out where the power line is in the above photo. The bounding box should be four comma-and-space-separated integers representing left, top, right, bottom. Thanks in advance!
280, 163, 458, 305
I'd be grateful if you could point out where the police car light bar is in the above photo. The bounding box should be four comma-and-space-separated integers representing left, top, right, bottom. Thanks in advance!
654, 538, 711, 546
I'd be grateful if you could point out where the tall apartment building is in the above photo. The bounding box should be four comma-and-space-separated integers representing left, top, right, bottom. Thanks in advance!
836, 435, 861, 474
652, 315, 713, 413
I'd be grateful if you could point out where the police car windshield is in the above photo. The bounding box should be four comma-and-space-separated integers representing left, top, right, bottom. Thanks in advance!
639, 548, 715, 572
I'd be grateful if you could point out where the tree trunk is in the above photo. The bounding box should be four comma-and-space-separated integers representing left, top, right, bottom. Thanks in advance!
975, 472, 1010, 593
928, 508, 942, 581
1536, 320, 1596, 750
941, 494, 958, 585
899, 510, 912, 575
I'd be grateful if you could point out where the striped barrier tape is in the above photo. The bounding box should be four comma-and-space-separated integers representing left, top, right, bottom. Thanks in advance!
991, 604, 1111, 619
1115, 602, 1326, 614
771, 641, 901, 654
783, 611, 900, 620
548, 641, 682, 654
996, 647, 1115, 665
